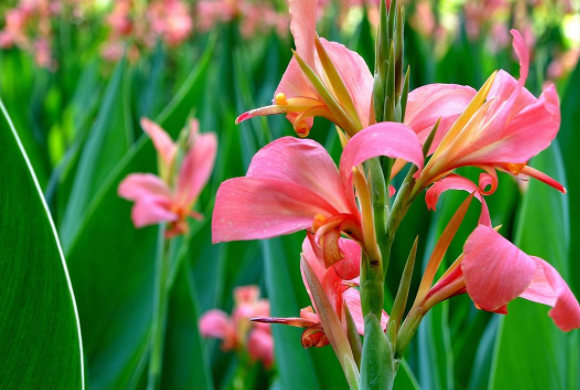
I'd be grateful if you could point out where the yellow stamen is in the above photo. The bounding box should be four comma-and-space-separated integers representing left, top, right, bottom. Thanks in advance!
275, 93, 288, 105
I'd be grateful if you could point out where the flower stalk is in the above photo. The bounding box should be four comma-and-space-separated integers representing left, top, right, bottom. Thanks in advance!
147, 232, 172, 390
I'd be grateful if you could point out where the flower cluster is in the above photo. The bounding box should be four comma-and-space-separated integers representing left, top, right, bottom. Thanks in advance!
212, 0, 580, 386
102, 0, 193, 62
0, 0, 58, 68
199, 285, 275, 368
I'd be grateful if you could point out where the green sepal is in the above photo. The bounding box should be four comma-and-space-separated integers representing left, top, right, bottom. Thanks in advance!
314, 35, 362, 130
399, 66, 410, 121
292, 49, 358, 134
395, 4, 405, 94
343, 354, 361, 390
389, 236, 418, 333
395, 307, 424, 358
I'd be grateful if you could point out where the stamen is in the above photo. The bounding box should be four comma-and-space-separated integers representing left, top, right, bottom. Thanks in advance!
312, 214, 327, 231
275, 92, 288, 105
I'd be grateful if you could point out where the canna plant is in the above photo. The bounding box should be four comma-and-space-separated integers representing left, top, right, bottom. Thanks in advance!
119, 117, 217, 390
212, 0, 580, 389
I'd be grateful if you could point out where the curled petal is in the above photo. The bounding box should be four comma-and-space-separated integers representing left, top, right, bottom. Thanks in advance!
140, 118, 176, 167
520, 257, 580, 332
478, 167, 498, 196
511, 29, 529, 88
118, 173, 172, 201
212, 177, 339, 243
425, 174, 491, 227
462, 225, 536, 312
301, 323, 330, 348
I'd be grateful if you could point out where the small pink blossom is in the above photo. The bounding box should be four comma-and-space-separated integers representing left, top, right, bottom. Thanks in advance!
118, 118, 217, 237
199, 286, 275, 368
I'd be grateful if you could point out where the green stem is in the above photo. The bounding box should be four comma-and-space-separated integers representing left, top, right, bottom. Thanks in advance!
147, 231, 172, 390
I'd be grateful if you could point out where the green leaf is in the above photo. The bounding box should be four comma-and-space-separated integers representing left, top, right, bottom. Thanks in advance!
489, 143, 575, 390
60, 58, 133, 250
161, 261, 214, 390
155, 36, 215, 131
557, 60, 580, 295
0, 100, 83, 389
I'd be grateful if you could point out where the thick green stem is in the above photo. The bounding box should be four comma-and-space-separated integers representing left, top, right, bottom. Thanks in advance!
147, 232, 172, 390
360, 253, 385, 319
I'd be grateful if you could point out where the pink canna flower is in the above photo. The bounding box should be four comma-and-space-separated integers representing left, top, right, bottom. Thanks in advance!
236, 0, 374, 137
212, 122, 424, 264
118, 118, 217, 237
199, 285, 275, 368
236, 0, 475, 143
419, 225, 580, 332
417, 30, 565, 196
253, 237, 388, 348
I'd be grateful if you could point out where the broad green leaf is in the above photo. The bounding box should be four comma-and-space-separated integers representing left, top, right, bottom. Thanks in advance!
60, 59, 133, 250
489, 143, 576, 390
161, 261, 214, 390
0, 50, 51, 187
0, 100, 84, 389
557, 60, 580, 294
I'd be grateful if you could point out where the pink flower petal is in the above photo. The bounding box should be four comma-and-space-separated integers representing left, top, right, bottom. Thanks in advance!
246, 137, 354, 214
247, 328, 275, 367
118, 173, 172, 201
462, 225, 537, 312
520, 257, 580, 332
322, 38, 373, 127
212, 178, 340, 243
199, 309, 235, 346
140, 118, 177, 167
333, 238, 361, 280
511, 29, 529, 88
288, 0, 317, 69
425, 174, 491, 227
177, 132, 218, 207
405, 84, 476, 153
339, 123, 424, 188
131, 196, 177, 228
342, 288, 389, 336
469, 84, 560, 166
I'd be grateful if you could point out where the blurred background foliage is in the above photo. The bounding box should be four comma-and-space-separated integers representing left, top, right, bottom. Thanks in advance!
0, 0, 579, 389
